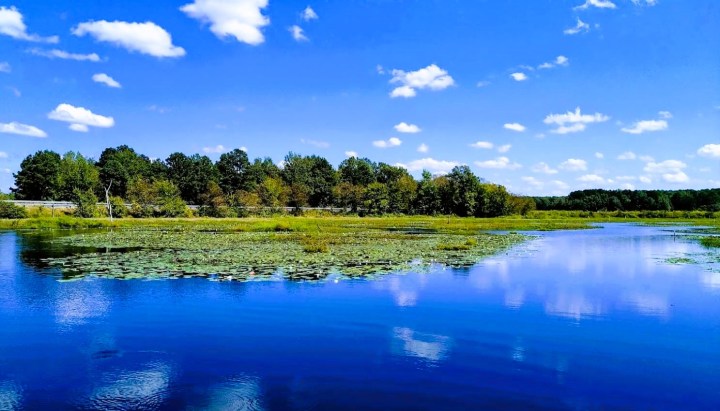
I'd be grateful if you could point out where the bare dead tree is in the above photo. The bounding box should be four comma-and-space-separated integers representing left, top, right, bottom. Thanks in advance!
104, 180, 113, 222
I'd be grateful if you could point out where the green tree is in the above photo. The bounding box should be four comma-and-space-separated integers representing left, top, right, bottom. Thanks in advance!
217, 148, 251, 194
199, 181, 231, 217
338, 157, 376, 186
12, 150, 61, 200
97, 145, 152, 198
57, 152, 100, 201
446, 166, 481, 216
363, 182, 390, 214
415, 171, 441, 215
256, 176, 288, 210
72, 188, 98, 218
166, 153, 219, 204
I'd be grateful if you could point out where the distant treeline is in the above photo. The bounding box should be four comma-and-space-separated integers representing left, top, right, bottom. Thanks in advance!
4, 146, 534, 218
534, 189, 720, 212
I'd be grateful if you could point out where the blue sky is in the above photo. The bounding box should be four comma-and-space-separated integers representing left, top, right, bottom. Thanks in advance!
0, 0, 718, 195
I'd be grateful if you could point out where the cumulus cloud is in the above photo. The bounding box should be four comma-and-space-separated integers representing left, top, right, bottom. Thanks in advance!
394, 122, 421, 133
203, 144, 227, 154
73, 21, 185, 58
577, 174, 606, 183
289, 25, 308, 42
417, 143, 429, 153
396, 158, 460, 174
644, 159, 689, 183
48, 103, 115, 132
470, 141, 493, 149
300, 138, 329, 148
510, 72, 528, 81
538, 55, 570, 70
474, 157, 521, 170
181, 0, 269, 45
373, 137, 402, 148
544, 107, 609, 134
621, 119, 668, 134
0, 6, 58, 43
28, 48, 101, 62
617, 151, 637, 160
564, 18, 590, 35
697, 144, 720, 159
497, 144, 512, 153
0, 121, 47, 138
574, 0, 617, 10
92, 73, 121, 88
0, 62, 10, 73
389, 64, 454, 98
531, 162, 558, 174
504, 123, 526, 132
559, 158, 588, 171
345, 151, 358, 158
301, 6, 318, 21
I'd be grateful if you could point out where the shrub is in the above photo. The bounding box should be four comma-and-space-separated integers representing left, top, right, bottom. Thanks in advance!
0, 201, 28, 219
72, 188, 98, 218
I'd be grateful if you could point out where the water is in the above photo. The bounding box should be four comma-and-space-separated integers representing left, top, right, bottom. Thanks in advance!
0, 224, 718, 410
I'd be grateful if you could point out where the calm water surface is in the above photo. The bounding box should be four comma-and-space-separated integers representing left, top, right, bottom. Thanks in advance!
0, 224, 718, 410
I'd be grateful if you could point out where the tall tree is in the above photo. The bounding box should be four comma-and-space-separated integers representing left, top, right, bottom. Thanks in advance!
97, 145, 152, 198
217, 148, 251, 194
338, 157, 376, 186
57, 152, 100, 201
166, 153, 219, 204
12, 150, 62, 200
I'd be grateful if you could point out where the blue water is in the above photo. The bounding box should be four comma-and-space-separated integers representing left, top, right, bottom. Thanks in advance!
0, 224, 719, 410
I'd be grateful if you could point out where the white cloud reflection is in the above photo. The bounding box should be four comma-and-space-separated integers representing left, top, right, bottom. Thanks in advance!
392, 327, 452, 363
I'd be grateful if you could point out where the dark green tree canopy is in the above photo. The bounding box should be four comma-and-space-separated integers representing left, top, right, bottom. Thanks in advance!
12, 150, 62, 200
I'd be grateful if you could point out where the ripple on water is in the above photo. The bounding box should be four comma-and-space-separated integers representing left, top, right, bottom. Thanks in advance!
79, 362, 171, 411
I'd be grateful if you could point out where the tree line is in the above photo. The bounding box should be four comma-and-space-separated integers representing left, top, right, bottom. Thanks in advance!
7, 146, 534, 218
534, 189, 720, 212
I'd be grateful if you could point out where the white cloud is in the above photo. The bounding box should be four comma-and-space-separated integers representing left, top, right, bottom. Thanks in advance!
396, 158, 460, 174
559, 158, 588, 171
92, 73, 121, 88
69, 124, 89, 132
574, 0, 617, 10
577, 174, 606, 183
510, 72, 528, 81
389, 86, 416, 98
394, 122, 421, 133
538, 55, 570, 70
373, 137, 402, 148
470, 141, 494, 149
300, 138, 329, 148
639, 176, 652, 184
417, 143, 429, 153
658, 111, 672, 119
544, 107, 609, 134
28, 48, 101, 62
631, 0, 658, 6
0, 62, 10, 73
522, 176, 544, 188
564, 18, 590, 35
662, 171, 689, 183
345, 151, 358, 158
203, 145, 227, 154
697, 144, 720, 159
595, 152, 604, 159
621, 119, 668, 134
531, 162, 558, 174
616, 176, 636, 181
474, 157, 521, 170
504, 123, 526, 132
73, 21, 185, 58
476, 81, 491, 87
0, 121, 47, 138
301, 6, 318, 21
181, 0, 269, 45
48, 103, 115, 131
644, 159, 688, 182
617, 151, 637, 160
389, 64, 454, 98
289, 25, 308, 42
0, 6, 58, 43
0, 151, 7, 158
497, 144, 512, 153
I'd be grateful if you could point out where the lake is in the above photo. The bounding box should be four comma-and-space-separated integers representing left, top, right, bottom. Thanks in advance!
0, 224, 718, 410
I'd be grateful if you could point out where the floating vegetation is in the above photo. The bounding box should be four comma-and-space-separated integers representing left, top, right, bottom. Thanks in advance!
665, 257, 696, 265
42, 228, 528, 282
700, 237, 720, 248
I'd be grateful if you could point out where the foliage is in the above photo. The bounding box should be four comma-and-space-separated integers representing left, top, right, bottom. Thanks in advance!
12, 150, 62, 200
72, 188, 98, 218
0, 201, 28, 219
57, 152, 100, 201
534, 189, 720, 212
97, 145, 155, 198
199, 181, 232, 217
107, 196, 128, 218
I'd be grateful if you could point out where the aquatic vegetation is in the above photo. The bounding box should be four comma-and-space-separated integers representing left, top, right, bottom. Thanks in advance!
42, 228, 528, 281
665, 257, 696, 265
700, 237, 720, 248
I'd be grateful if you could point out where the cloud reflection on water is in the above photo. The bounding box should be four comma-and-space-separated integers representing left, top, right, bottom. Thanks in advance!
392, 327, 452, 363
